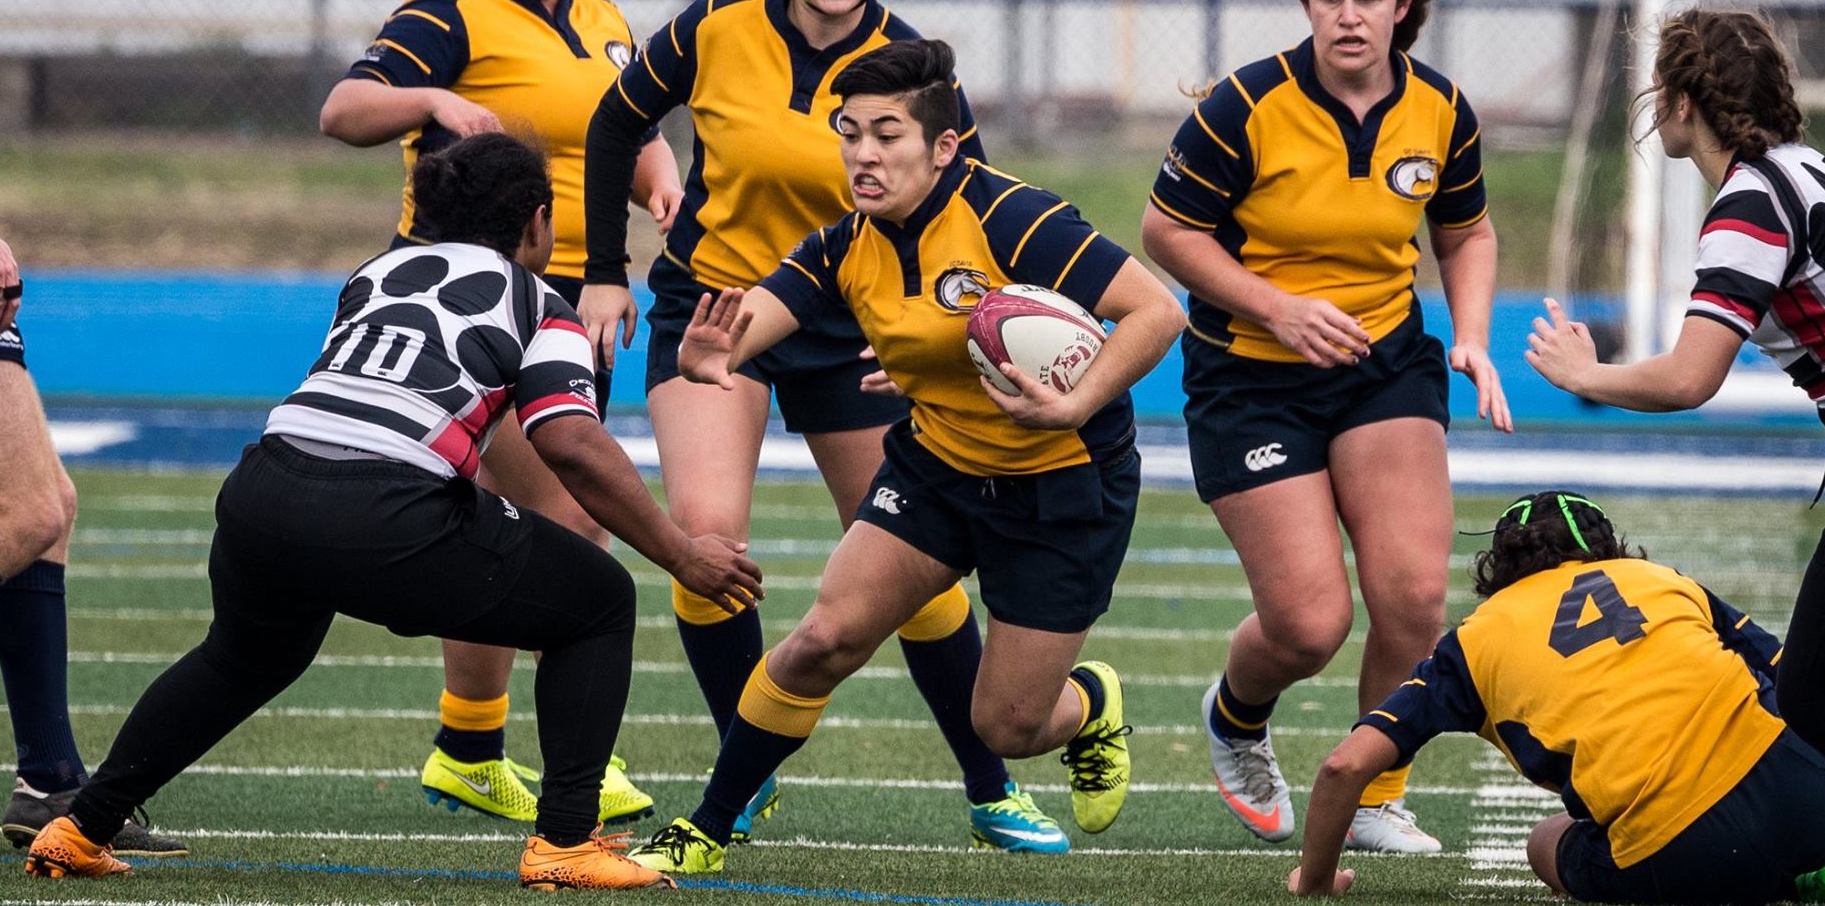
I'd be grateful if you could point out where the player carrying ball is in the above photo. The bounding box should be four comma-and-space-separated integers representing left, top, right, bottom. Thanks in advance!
621, 38, 1186, 873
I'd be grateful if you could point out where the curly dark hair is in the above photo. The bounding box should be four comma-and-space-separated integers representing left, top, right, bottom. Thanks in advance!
1471, 491, 1646, 597
410, 133, 554, 257
1645, 9, 1805, 159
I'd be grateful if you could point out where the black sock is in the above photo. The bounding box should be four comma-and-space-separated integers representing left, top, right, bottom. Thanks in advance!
900, 618, 1009, 805
1069, 664, 1106, 724
677, 608, 763, 738
1208, 675, 1276, 742
691, 716, 807, 846
0, 562, 87, 793
1779, 530, 1825, 752
433, 726, 506, 763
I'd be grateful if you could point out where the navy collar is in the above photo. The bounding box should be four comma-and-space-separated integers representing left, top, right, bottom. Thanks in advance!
1288, 37, 1408, 178
509, 0, 589, 58
766, 0, 887, 113
866, 156, 970, 296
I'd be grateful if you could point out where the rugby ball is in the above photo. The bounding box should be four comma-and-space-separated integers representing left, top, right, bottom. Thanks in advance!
966, 285, 1105, 396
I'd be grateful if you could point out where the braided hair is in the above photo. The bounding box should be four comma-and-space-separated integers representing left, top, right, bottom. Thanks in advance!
1649, 9, 1805, 159
410, 133, 554, 257
1471, 491, 1645, 597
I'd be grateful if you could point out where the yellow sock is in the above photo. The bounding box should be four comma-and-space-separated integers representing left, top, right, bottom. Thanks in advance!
895, 584, 971, 642
735, 653, 831, 738
673, 580, 738, 626
1360, 764, 1412, 807
439, 689, 508, 733
1068, 676, 1093, 733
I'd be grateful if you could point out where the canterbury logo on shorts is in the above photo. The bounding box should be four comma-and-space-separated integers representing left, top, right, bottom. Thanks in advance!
871, 487, 903, 515
1244, 443, 1287, 473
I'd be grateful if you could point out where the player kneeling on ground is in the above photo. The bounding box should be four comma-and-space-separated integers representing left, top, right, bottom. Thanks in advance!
1289, 491, 1825, 903
623, 38, 1186, 873
22, 133, 762, 891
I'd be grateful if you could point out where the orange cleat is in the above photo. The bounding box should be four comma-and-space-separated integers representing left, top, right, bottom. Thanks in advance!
23, 817, 131, 879
519, 828, 677, 892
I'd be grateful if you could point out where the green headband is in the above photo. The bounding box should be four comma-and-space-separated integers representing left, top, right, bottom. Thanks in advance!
1500, 493, 1606, 554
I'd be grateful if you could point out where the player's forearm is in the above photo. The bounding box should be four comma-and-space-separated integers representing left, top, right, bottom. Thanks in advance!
319, 80, 435, 147
1566, 355, 1709, 412
1297, 729, 1395, 895
1070, 293, 1184, 419
726, 289, 802, 372
1434, 218, 1498, 349
1140, 207, 1286, 327
583, 98, 648, 286
536, 418, 690, 571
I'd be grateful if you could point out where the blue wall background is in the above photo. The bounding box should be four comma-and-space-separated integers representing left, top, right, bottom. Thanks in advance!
15, 269, 1813, 430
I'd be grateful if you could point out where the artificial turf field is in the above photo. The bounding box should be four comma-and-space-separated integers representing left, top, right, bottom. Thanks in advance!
1, 467, 1819, 905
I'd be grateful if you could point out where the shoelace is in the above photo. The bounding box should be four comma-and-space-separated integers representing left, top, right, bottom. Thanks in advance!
1060, 725, 1134, 791
1231, 739, 1284, 805
983, 790, 1054, 826
640, 823, 699, 863
1368, 802, 1422, 831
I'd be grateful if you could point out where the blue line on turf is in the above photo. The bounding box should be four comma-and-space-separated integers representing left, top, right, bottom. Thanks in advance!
0, 855, 1076, 906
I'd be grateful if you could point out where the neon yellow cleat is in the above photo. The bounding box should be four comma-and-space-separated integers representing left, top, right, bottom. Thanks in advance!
421, 748, 539, 822
1061, 661, 1132, 834
627, 818, 726, 874
599, 754, 655, 825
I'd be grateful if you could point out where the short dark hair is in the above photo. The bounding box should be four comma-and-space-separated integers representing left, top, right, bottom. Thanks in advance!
410, 133, 554, 256
1471, 490, 1645, 597
830, 39, 961, 146
1392, 0, 1429, 53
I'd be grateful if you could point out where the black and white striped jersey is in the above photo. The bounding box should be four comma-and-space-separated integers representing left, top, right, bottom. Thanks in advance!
1684, 143, 1825, 415
265, 243, 598, 478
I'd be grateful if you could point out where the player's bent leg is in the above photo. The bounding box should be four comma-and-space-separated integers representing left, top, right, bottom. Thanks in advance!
0, 364, 72, 578
1527, 813, 1575, 897
1778, 531, 1825, 753
1206, 473, 1352, 843
1330, 418, 1448, 854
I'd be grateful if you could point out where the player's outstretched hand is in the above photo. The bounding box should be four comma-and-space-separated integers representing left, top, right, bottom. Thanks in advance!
1449, 343, 1514, 433
677, 288, 750, 390
671, 534, 764, 615
427, 90, 503, 138
579, 283, 638, 370
0, 237, 19, 336
1524, 298, 1597, 395
982, 362, 1088, 430
857, 345, 903, 397
1287, 866, 1356, 897
1268, 294, 1370, 368
647, 184, 685, 235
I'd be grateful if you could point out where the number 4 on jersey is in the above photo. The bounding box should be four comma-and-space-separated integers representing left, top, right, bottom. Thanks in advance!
1549, 570, 1648, 657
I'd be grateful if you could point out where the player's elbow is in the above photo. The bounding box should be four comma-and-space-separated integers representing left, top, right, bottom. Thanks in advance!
1667, 372, 1725, 410
527, 419, 597, 483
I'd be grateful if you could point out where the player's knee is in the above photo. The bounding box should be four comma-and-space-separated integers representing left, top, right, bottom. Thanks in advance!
1362, 572, 1447, 638
1262, 616, 1352, 677
1526, 815, 1572, 896
969, 705, 1050, 758
56, 471, 78, 529
666, 499, 746, 541
777, 619, 872, 688
0, 487, 71, 568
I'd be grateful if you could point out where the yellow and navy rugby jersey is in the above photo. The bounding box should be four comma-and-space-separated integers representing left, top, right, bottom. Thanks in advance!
589, 0, 985, 289
347, 0, 651, 281
1150, 39, 1487, 362
758, 158, 1132, 477
1359, 559, 1786, 868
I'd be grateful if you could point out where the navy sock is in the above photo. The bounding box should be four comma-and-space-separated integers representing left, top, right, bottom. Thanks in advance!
1209, 675, 1275, 742
900, 618, 1009, 805
433, 726, 506, 763
1069, 665, 1106, 724
691, 716, 807, 846
0, 561, 87, 793
677, 608, 763, 738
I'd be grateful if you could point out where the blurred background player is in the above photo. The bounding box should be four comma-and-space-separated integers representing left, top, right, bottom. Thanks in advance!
1290, 491, 1825, 904
319, 0, 684, 825
581, 0, 1063, 850
21, 133, 761, 890
1140, 0, 1510, 851
1525, 8, 1825, 761
0, 238, 186, 859
621, 39, 1187, 873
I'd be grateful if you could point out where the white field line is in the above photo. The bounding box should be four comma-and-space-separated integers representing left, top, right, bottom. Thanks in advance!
0, 901, 414, 906
1463, 747, 1560, 879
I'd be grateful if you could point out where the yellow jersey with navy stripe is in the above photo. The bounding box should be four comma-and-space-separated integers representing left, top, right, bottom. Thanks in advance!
347, 0, 650, 281
1359, 559, 1786, 869
1150, 39, 1488, 362
758, 158, 1133, 477
588, 0, 984, 289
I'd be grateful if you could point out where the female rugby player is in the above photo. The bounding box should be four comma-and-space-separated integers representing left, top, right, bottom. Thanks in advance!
21, 134, 759, 891
1141, 0, 1510, 850
581, 0, 1061, 849
320, 0, 683, 823
619, 39, 1186, 873
1291, 491, 1825, 903
1527, 9, 1825, 756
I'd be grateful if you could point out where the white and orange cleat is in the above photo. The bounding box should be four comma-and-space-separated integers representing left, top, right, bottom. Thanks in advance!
519, 828, 678, 891
22, 816, 132, 879
1202, 681, 1295, 843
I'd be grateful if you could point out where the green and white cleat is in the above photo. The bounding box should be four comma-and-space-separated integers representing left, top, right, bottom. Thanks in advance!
729, 774, 780, 842
969, 782, 1070, 853
1060, 661, 1132, 834
627, 818, 726, 874
420, 748, 539, 821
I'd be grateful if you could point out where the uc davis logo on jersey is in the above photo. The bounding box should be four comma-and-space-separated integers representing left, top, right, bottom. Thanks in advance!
935, 267, 990, 312
1385, 156, 1439, 201
604, 41, 633, 68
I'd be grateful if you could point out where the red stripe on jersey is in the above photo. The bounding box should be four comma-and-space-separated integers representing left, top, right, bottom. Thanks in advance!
539, 317, 588, 338
427, 421, 480, 479
1692, 291, 1758, 323
518, 392, 589, 426
1773, 283, 1825, 352
460, 386, 511, 435
1701, 217, 1787, 248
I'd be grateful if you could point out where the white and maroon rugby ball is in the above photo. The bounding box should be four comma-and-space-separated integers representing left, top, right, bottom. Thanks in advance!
966, 285, 1105, 396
